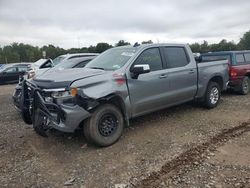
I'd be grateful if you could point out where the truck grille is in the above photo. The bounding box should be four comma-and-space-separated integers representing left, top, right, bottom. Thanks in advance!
25, 81, 52, 111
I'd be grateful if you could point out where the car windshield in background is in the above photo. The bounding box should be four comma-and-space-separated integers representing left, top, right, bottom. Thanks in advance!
85, 47, 138, 70
0, 65, 6, 70
53, 60, 74, 70
53, 59, 80, 70
53, 56, 66, 66
202, 55, 231, 63
0, 64, 12, 72
33, 59, 47, 67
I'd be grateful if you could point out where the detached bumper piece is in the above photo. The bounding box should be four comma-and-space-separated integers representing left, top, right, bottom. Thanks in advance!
12, 84, 22, 110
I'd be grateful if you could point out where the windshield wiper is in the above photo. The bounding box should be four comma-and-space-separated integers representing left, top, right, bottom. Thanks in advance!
88, 67, 105, 70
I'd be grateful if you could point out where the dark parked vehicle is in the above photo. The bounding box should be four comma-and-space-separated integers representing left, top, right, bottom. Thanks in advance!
13, 56, 96, 110
201, 51, 250, 94
20, 44, 229, 147
0, 63, 31, 84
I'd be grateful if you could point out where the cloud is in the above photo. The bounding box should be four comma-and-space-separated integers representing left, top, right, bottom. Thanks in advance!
0, 0, 250, 48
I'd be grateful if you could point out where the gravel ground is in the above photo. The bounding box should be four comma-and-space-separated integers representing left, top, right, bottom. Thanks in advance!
0, 84, 250, 188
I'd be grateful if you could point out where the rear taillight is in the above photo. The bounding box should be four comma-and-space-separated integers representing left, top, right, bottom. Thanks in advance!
112, 73, 126, 85
230, 68, 237, 77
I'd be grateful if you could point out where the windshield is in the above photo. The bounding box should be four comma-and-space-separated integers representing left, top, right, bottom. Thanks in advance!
53, 55, 66, 66
53, 60, 75, 70
85, 47, 137, 70
33, 59, 47, 66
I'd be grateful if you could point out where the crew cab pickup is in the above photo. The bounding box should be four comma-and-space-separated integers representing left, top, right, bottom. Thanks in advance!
201, 51, 250, 94
21, 44, 229, 147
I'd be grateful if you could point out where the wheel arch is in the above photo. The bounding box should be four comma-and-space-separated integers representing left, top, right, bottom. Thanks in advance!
209, 75, 223, 91
97, 94, 129, 125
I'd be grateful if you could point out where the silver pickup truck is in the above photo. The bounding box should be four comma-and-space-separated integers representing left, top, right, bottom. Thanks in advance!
21, 44, 229, 147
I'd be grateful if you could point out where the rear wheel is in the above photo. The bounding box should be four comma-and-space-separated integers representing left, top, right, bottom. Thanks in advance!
84, 104, 124, 147
203, 81, 221, 109
239, 76, 250, 95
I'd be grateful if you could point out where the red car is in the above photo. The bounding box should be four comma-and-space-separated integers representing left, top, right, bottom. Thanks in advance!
201, 51, 250, 94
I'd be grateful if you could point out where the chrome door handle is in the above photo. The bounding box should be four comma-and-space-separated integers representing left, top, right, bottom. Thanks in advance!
189, 70, 195, 74
159, 74, 168, 79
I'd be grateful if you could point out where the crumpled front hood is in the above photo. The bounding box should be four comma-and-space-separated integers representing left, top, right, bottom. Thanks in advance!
32, 68, 106, 89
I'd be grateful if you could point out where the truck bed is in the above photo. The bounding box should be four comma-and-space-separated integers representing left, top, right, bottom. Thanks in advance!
196, 60, 229, 99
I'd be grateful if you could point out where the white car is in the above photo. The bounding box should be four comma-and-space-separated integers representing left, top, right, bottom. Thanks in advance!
26, 59, 53, 78
27, 53, 99, 79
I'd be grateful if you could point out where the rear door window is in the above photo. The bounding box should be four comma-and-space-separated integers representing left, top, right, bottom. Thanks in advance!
163, 47, 189, 68
236, 54, 245, 64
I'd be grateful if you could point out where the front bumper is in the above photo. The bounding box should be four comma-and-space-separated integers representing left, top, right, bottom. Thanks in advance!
49, 103, 90, 133
23, 81, 91, 133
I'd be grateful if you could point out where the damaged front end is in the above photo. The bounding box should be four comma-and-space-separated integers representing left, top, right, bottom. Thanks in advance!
21, 80, 94, 136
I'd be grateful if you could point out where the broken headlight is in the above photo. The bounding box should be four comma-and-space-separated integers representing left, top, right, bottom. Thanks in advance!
51, 90, 71, 98
50, 88, 78, 99
48, 88, 78, 106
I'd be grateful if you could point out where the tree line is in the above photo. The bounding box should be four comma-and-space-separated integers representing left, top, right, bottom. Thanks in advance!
190, 30, 250, 53
0, 31, 250, 64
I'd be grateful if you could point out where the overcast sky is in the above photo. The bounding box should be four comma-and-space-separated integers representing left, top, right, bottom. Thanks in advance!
0, 0, 250, 49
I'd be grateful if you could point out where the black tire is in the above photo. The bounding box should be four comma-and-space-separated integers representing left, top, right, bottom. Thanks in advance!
84, 104, 124, 147
203, 81, 221, 109
21, 108, 32, 124
239, 76, 250, 95
33, 109, 48, 137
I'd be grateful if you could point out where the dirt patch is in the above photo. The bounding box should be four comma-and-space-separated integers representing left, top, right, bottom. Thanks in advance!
135, 122, 250, 187
1, 85, 250, 188
212, 132, 250, 166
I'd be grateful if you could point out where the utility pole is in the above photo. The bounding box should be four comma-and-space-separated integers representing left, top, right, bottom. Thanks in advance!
42, 51, 46, 59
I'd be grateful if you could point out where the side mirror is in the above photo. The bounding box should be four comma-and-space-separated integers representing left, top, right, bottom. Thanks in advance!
131, 64, 150, 79
195, 55, 202, 63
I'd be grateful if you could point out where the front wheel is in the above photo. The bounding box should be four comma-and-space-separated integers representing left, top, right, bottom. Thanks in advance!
33, 108, 49, 137
84, 104, 124, 147
203, 82, 221, 109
